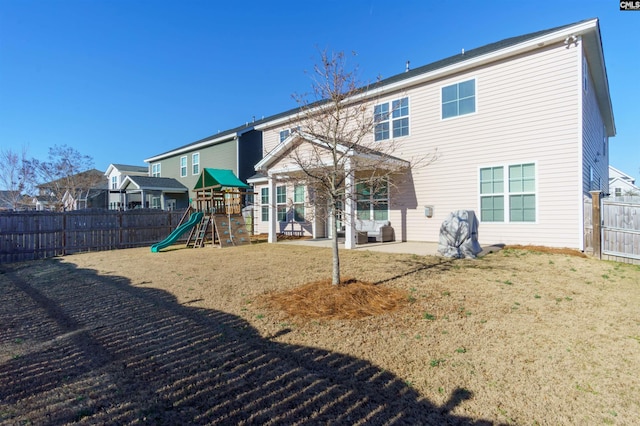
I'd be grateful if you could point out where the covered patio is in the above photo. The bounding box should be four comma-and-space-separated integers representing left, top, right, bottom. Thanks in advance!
253, 131, 409, 249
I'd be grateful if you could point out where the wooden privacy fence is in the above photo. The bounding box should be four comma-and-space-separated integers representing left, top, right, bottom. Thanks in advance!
0, 209, 187, 263
585, 191, 640, 264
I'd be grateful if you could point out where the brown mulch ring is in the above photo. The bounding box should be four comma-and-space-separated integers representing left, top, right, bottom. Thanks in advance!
266, 278, 408, 320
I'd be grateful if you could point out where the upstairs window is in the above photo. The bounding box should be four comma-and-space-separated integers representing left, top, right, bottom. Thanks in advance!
180, 156, 187, 177
442, 79, 476, 119
192, 153, 200, 175
374, 97, 409, 141
151, 163, 161, 177
111, 175, 118, 190
279, 129, 290, 143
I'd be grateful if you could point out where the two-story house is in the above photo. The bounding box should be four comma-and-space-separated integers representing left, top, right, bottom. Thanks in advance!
251, 18, 615, 250
143, 124, 263, 204
105, 164, 148, 210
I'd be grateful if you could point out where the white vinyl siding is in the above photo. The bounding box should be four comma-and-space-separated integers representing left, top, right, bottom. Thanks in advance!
259, 40, 592, 249
392, 42, 581, 248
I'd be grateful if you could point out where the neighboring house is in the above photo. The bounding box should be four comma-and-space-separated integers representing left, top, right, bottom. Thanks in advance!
119, 176, 189, 210
609, 165, 639, 197
105, 163, 149, 210
250, 18, 615, 250
36, 169, 108, 211
143, 124, 263, 203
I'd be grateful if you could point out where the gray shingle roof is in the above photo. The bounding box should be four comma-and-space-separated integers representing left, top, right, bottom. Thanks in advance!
112, 164, 148, 173
125, 176, 188, 191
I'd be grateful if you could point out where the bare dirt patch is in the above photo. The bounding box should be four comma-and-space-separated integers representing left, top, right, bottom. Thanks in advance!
2, 243, 639, 425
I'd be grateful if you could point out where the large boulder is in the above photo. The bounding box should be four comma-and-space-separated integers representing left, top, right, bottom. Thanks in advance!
438, 210, 482, 259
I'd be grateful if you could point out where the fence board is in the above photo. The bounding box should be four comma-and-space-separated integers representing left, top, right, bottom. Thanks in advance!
0, 209, 186, 263
601, 199, 640, 263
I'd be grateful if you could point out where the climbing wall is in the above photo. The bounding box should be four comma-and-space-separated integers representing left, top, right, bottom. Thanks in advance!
212, 215, 251, 248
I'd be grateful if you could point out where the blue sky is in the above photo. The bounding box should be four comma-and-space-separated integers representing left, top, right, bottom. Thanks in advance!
1, 0, 638, 183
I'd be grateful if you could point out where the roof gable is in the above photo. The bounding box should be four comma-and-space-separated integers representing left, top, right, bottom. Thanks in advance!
255, 131, 408, 173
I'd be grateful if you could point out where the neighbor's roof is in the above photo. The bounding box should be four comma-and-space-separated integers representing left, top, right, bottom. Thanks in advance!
105, 163, 148, 176
120, 176, 188, 191
193, 168, 249, 190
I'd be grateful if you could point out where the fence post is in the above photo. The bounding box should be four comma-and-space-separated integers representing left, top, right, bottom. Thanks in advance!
589, 190, 602, 259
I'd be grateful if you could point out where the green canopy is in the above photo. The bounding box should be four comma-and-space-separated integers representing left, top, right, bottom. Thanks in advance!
193, 168, 249, 190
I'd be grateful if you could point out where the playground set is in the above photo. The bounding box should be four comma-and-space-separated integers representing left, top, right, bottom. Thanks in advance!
151, 169, 254, 252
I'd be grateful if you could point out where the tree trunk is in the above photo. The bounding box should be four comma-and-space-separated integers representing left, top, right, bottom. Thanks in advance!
331, 206, 341, 285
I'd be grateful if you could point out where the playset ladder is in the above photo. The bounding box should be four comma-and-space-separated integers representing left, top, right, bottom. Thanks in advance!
188, 215, 212, 248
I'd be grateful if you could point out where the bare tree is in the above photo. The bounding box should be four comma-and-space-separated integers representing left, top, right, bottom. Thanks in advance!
275, 51, 435, 285
0, 146, 35, 210
32, 145, 103, 211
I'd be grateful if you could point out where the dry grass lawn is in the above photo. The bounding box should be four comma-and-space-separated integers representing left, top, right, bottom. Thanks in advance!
1, 242, 639, 425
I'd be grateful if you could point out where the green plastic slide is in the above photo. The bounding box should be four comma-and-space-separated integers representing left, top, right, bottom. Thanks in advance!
150, 211, 204, 253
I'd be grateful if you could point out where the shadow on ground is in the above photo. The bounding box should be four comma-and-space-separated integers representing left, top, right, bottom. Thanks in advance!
1, 259, 501, 425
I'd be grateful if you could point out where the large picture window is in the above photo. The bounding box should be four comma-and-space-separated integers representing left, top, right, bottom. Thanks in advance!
442, 79, 476, 119
374, 97, 409, 141
480, 163, 535, 222
356, 181, 388, 221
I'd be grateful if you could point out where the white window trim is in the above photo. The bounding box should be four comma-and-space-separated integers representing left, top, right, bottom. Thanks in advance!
151, 163, 161, 177
276, 185, 287, 222
440, 77, 478, 121
180, 156, 187, 177
279, 129, 290, 143
293, 185, 305, 222
192, 153, 200, 176
374, 96, 410, 142
260, 187, 269, 222
478, 161, 538, 224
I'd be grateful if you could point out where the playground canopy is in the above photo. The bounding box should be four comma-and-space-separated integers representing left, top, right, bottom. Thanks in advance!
193, 168, 249, 190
